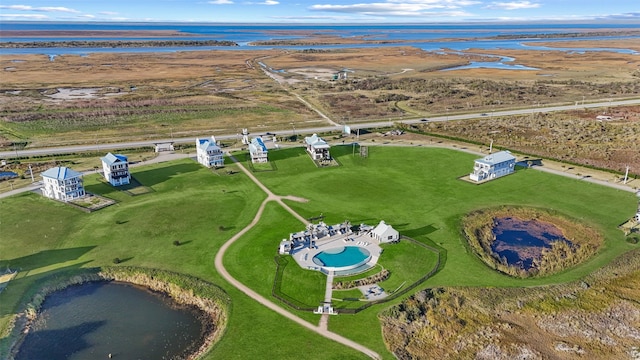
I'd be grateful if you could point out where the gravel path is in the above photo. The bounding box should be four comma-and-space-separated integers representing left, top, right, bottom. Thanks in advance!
214, 153, 381, 359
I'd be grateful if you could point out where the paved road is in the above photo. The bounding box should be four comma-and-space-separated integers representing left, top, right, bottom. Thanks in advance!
2, 97, 638, 158
214, 154, 381, 359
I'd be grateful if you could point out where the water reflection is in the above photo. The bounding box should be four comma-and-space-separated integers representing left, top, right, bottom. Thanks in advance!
491, 217, 571, 270
16, 281, 205, 360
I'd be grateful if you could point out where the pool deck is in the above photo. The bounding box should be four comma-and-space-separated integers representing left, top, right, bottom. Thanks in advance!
291, 230, 383, 274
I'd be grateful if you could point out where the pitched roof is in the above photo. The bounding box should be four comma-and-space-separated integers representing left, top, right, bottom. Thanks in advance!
305, 134, 330, 149
196, 136, 220, 151
250, 137, 268, 152
41, 166, 82, 180
100, 152, 127, 166
475, 150, 516, 166
371, 220, 397, 237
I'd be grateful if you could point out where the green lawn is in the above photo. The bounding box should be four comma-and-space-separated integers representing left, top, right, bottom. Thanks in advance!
1, 146, 637, 359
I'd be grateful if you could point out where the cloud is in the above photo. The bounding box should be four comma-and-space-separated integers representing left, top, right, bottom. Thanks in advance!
0, 13, 49, 19
99, 11, 119, 16
597, 12, 640, 19
485, 1, 540, 10
309, 1, 479, 17
0, 5, 80, 13
208, 0, 234, 4
244, 0, 280, 4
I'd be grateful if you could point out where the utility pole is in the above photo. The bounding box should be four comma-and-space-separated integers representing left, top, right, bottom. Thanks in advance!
624, 165, 630, 184
28, 164, 34, 183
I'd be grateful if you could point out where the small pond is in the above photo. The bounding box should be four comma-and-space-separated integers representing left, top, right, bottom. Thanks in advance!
15, 281, 207, 360
491, 217, 572, 270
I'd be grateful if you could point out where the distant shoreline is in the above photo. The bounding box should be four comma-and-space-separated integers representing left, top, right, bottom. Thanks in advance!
0, 30, 193, 38
0, 39, 239, 48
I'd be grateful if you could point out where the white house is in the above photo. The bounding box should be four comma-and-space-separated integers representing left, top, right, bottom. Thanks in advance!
196, 136, 224, 168
101, 153, 131, 186
304, 134, 331, 160
470, 150, 516, 182
41, 166, 85, 202
249, 137, 268, 163
370, 220, 399, 243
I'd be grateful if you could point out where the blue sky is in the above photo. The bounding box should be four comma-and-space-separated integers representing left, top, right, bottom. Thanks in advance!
0, 1, 638, 23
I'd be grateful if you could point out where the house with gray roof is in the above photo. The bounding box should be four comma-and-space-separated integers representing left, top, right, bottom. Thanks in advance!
41, 166, 85, 201
101, 152, 131, 186
196, 136, 224, 168
249, 137, 268, 163
470, 150, 516, 182
304, 134, 331, 161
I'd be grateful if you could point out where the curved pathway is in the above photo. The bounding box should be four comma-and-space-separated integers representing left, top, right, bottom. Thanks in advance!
214, 153, 381, 360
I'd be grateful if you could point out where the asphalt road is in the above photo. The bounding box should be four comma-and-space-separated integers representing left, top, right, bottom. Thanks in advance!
1, 97, 639, 158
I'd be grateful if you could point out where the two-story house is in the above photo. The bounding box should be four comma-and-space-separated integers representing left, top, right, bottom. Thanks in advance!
470, 150, 516, 182
41, 166, 85, 201
196, 136, 224, 168
101, 152, 131, 186
304, 134, 331, 161
249, 137, 268, 163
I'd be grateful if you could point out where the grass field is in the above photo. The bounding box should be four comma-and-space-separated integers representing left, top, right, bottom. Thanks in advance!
1, 145, 638, 359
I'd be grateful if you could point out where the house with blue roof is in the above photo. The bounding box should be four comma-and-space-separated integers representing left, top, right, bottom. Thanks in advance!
304, 134, 331, 161
196, 136, 224, 168
41, 166, 85, 201
249, 137, 268, 163
101, 153, 131, 186
470, 150, 516, 182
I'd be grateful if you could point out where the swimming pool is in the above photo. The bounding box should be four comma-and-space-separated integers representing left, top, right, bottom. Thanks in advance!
312, 246, 371, 273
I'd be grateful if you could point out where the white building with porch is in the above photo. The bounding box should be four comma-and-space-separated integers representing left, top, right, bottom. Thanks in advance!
369, 220, 399, 243
101, 153, 131, 186
249, 137, 268, 163
304, 134, 331, 160
470, 150, 516, 182
196, 136, 224, 168
41, 166, 85, 202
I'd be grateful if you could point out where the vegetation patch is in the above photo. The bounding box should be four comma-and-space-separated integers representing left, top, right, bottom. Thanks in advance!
380, 248, 640, 360
463, 206, 603, 277
69, 193, 116, 211
333, 269, 390, 290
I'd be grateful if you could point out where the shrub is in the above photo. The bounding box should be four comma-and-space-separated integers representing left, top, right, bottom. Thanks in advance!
112, 257, 121, 264
173, 240, 181, 246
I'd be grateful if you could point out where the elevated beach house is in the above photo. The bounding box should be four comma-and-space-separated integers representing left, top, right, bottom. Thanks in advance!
249, 137, 268, 163
41, 166, 85, 201
101, 152, 131, 186
470, 150, 516, 182
304, 134, 331, 161
196, 136, 224, 168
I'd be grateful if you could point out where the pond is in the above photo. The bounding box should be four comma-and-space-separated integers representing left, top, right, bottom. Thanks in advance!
15, 281, 207, 360
491, 217, 572, 270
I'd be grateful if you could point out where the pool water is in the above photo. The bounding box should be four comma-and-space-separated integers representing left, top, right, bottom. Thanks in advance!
313, 246, 370, 268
